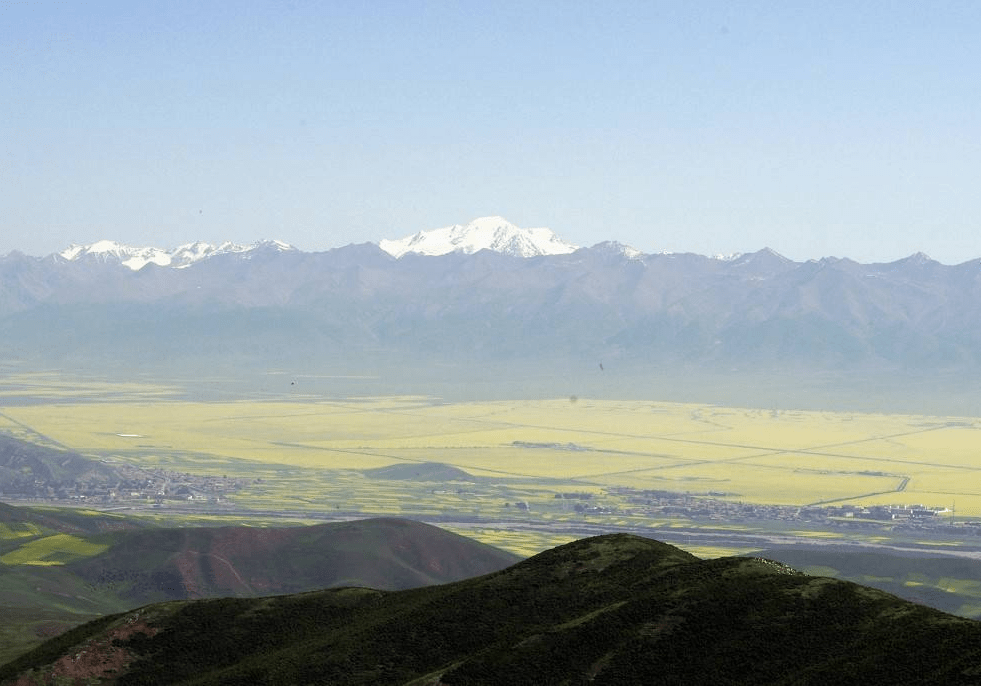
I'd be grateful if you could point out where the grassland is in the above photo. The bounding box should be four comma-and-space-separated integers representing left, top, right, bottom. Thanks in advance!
0, 511, 140, 664
0, 533, 110, 566
2, 373, 981, 555
0, 522, 44, 543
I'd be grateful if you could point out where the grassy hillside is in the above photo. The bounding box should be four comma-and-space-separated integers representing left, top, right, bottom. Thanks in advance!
66, 517, 522, 602
363, 461, 475, 482
0, 435, 118, 487
0, 502, 160, 663
0, 506, 519, 666
757, 545, 981, 619
0, 501, 149, 535
4, 534, 981, 685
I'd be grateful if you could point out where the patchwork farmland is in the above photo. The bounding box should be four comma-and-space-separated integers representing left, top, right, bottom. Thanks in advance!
2, 374, 981, 557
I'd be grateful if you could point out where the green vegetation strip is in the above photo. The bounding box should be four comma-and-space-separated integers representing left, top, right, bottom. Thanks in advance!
1, 533, 110, 566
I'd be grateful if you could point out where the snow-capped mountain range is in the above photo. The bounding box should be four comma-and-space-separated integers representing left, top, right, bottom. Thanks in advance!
51, 217, 585, 271
379, 216, 579, 258
58, 239, 297, 271
4, 214, 981, 413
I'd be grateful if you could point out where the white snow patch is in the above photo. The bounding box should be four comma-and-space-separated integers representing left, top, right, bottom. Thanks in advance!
55, 239, 297, 270
380, 216, 578, 258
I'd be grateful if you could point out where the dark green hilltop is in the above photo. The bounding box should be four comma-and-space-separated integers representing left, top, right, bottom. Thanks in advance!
756, 545, 981, 619
0, 509, 520, 666
5, 533, 981, 685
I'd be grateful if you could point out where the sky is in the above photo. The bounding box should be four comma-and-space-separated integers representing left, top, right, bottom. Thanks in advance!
2, 1, 979, 263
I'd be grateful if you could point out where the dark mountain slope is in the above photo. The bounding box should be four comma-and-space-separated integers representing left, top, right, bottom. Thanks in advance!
363, 461, 474, 482
0, 513, 519, 665
66, 517, 521, 603
0, 435, 119, 492
5, 534, 981, 685
6, 245, 981, 379
756, 545, 981, 619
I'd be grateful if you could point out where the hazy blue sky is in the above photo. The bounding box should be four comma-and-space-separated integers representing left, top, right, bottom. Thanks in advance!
3, 1, 979, 263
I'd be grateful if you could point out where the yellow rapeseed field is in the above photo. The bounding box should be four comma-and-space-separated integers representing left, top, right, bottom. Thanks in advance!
4, 387, 981, 515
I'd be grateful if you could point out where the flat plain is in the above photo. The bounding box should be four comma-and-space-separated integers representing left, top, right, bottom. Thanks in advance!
6, 371, 981, 655
3, 373, 981, 558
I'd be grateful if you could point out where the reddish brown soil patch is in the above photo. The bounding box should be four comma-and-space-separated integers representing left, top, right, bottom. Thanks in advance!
12, 611, 158, 686
167, 526, 296, 598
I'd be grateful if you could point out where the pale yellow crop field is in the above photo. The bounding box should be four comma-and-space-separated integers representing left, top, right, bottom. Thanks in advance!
441, 525, 579, 558
0, 372, 177, 401
0, 533, 110, 566
4, 386, 981, 515
0, 522, 44, 541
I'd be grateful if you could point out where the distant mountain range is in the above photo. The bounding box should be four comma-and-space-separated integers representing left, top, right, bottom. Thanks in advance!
6, 533, 981, 685
3, 216, 981, 410
29, 215, 972, 268
55, 239, 297, 271
44, 216, 579, 270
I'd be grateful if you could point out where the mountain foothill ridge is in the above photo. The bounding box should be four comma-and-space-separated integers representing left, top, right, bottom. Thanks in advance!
5, 530, 981, 685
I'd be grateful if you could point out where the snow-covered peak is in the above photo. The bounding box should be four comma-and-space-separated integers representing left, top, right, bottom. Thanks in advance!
379, 216, 579, 258
59, 240, 131, 260
588, 241, 645, 260
59, 241, 172, 270
56, 239, 297, 270
894, 251, 935, 266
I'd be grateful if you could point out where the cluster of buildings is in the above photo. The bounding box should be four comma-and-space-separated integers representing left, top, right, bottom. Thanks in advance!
606, 487, 955, 528
2, 462, 248, 506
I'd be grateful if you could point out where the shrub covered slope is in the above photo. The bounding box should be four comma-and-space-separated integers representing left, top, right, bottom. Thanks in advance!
5, 533, 981, 685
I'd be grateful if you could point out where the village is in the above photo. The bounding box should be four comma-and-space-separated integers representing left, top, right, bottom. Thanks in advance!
606, 486, 968, 534
0, 460, 249, 507
3, 459, 972, 539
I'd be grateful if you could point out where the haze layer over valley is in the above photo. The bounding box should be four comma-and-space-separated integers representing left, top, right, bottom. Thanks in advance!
2, 217, 979, 414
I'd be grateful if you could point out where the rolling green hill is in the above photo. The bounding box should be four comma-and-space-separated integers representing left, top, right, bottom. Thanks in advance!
0, 506, 519, 666
66, 517, 522, 602
5, 534, 981, 685
0, 502, 160, 663
0, 501, 151, 537
363, 461, 475, 482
